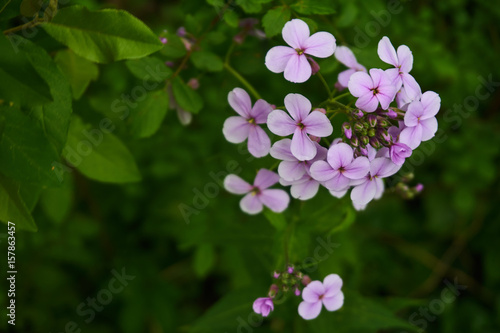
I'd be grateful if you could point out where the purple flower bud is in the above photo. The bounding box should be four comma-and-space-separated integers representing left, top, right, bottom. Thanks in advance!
233, 33, 245, 45
386, 109, 398, 119
378, 118, 389, 127
159, 37, 168, 44
378, 129, 391, 144
353, 110, 364, 118
294, 287, 301, 296
368, 115, 377, 127
361, 135, 370, 146
350, 136, 359, 147
165, 61, 175, 68
415, 183, 424, 192
307, 56, 320, 75
187, 78, 199, 90
313, 108, 326, 114
268, 284, 279, 298
390, 142, 412, 165
287, 266, 294, 274
354, 122, 363, 132
302, 275, 311, 286
253, 297, 274, 317
360, 146, 368, 156
176, 26, 186, 37
342, 122, 352, 139
369, 137, 381, 149
273, 271, 280, 279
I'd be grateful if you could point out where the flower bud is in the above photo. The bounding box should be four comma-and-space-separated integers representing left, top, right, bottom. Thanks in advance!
282, 285, 289, 292
165, 61, 175, 68
273, 271, 280, 279
302, 275, 311, 286
361, 135, 370, 146
233, 34, 245, 44
362, 121, 369, 129
268, 284, 279, 298
378, 129, 391, 144
354, 122, 364, 132
350, 136, 359, 147
307, 57, 320, 75
159, 37, 168, 44
368, 128, 376, 137
386, 109, 398, 119
368, 115, 377, 127
287, 266, 294, 274
378, 118, 389, 127
176, 26, 186, 37
360, 147, 368, 156
342, 122, 352, 139
369, 137, 381, 149
415, 183, 424, 193
353, 110, 364, 118
187, 78, 199, 90
294, 287, 301, 296
309, 135, 321, 143
313, 108, 326, 114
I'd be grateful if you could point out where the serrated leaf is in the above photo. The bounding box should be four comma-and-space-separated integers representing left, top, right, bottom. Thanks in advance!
125, 56, 172, 83
191, 51, 223, 72
171, 77, 203, 114
291, 0, 336, 15
63, 115, 141, 183
0, 105, 62, 187
262, 6, 291, 37
0, 174, 37, 232
128, 90, 169, 138
42, 5, 163, 63
0, 35, 53, 107
193, 243, 216, 277
54, 49, 99, 100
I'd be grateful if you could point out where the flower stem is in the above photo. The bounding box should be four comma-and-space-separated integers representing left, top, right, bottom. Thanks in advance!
330, 91, 351, 101
316, 71, 331, 96
3, 17, 43, 35
224, 63, 262, 100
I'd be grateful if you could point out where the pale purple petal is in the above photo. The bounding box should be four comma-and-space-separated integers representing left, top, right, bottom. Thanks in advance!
323, 274, 343, 297
420, 91, 440, 119
374, 177, 385, 200
282, 19, 310, 49
248, 125, 271, 157
327, 142, 354, 170
343, 156, 370, 179
279, 161, 307, 181
404, 101, 423, 127
291, 128, 317, 161
224, 174, 252, 194
337, 69, 356, 89
348, 71, 373, 97
240, 193, 263, 214
302, 281, 325, 302
265, 46, 296, 73
302, 111, 333, 137
260, 189, 290, 212
228, 88, 251, 118
250, 99, 273, 123
351, 179, 377, 205
323, 173, 350, 191
371, 157, 400, 178
323, 292, 344, 312
260, 299, 274, 317
397, 45, 413, 73
267, 110, 297, 136
355, 93, 379, 112
335, 46, 358, 68
291, 178, 320, 200
385, 68, 402, 90
420, 117, 438, 141
399, 125, 423, 149
270, 139, 296, 161
309, 160, 335, 181
401, 73, 421, 100
254, 169, 279, 189
353, 201, 367, 211
284, 93, 311, 122
312, 143, 328, 162
369, 68, 385, 87
253, 298, 266, 314
223, 116, 251, 143
390, 142, 412, 166
329, 188, 347, 198
303, 31, 336, 58
377, 36, 398, 67
298, 300, 322, 320
376, 83, 397, 110
284, 54, 312, 83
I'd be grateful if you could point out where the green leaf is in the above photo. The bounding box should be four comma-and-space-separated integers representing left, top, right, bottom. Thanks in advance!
171, 77, 203, 114
128, 90, 169, 138
328, 204, 355, 235
40, 176, 74, 224
193, 243, 216, 277
159, 32, 186, 59
18, 37, 73, 155
42, 5, 163, 63
262, 6, 291, 37
191, 51, 224, 72
20, 0, 41, 17
125, 56, 172, 83
263, 208, 286, 230
0, 35, 53, 107
223, 10, 239, 28
291, 0, 336, 15
236, 0, 262, 13
0, 105, 62, 187
54, 49, 99, 100
0, 174, 37, 232
63, 115, 141, 183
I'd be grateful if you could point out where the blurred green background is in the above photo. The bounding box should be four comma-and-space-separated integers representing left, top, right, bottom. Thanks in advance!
1, 0, 500, 332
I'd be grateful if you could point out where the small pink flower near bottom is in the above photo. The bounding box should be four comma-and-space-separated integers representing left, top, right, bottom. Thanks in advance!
253, 297, 274, 317
298, 274, 344, 320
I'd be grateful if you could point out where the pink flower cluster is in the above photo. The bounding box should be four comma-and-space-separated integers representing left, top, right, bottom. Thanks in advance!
222, 20, 439, 214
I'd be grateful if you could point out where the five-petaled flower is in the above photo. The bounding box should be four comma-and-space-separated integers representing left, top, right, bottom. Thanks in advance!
224, 169, 290, 215
348, 68, 397, 112
223, 88, 273, 157
267, 93, 333, 161
265, 19, 336, 83
298, 274, 344, 320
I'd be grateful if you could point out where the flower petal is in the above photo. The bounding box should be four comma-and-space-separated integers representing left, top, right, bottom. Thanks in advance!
337, 69, 356, 89
323, 292, 344, 312
267, 110, 297, 136
335, 46, 358, 68
282, 19, 310, 49
343, 156, 370, 179
291, 128, 317, 161
399, 125, 423, 149
284, 54, 312, 83
302, 111, 333, 137
377, 83, 397, 110
377, 36, 398, 67
224, 174, 252, 194
279, 161, 307, 181
348, 71, 373, 97
270, 139, 296, 161
329, 188, 348, 198
248, 125, 271, 157
250, 99, 273, 124
370, 157, 401, 178
222, 116, 251, 143
323, 173, 351, 192
420, 91, 441, 119
265, 46, 296, 73
351, 178, 377, 205
254, 169, 279, 189
323, 274, 343, 297
404, 101, 424, 127
302, 281, 325, 302
260, 189, 290, 212
240, 193, 263, 214
355, 93, 379, 112
298, 300, 322, 320
401, 73, 421, 101
228, 87, 252, 118
284, 93, 311, 121
420, 117, 438, 141
253, 298, 266, 314
327, 142, 354, 170
397, 45, 413, 73
291, 178, 320, 200
309, 160, 335, 181
304, 31, 336, 58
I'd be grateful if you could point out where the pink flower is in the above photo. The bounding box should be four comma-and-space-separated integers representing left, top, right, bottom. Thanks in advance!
399, 91, 440, 149
253, 297, 274, 317
298, 274, 344, 320
224, 169, 290, 215
348, 68, 397, 112
267, 94, 333, 161
223, 88, 273, 157
265, 19, 336, 83
334, 46, 367, 90
378, 36, 421, 100
310, 142, 370, 192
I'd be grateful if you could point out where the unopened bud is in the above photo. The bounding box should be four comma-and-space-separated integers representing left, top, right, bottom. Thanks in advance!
287, 266, 294, 274
309, 135, 321, 143
165, 61, 175, 68
368, 115, 377, 127
302, 275, 311, 286
359, 147, 368, 156
362, 121, 369, 129
307, 56, 320, 75
233, 33, 245, 44
415, 183, 424, 193
294, 288, 301, 296
350, 136, 359, 147
159, 37, 168, 44
369, 137, 381, 148
378, 118, 389, 127
378, 129, 391, 144
273, 271, 280, 279
353, 110, 364, 118
268, 284, 279, 297
368, 128, 376, 137
187, 78, 199, 90
354, 122, 364, 132
282, 285, 289, 292
314, 108, 326, 114
342, 122, 352, 139
386, 109, 398, 119
176, 26, 186, 37
361, 135, 370, 146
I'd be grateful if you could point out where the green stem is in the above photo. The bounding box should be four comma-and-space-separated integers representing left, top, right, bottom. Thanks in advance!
225, 41, 236, 64
330, 91, 351, 101
224, 63, 262, 100
316, 72, 331, 96
3, 17, 43, 35
0, 0, 11, 15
